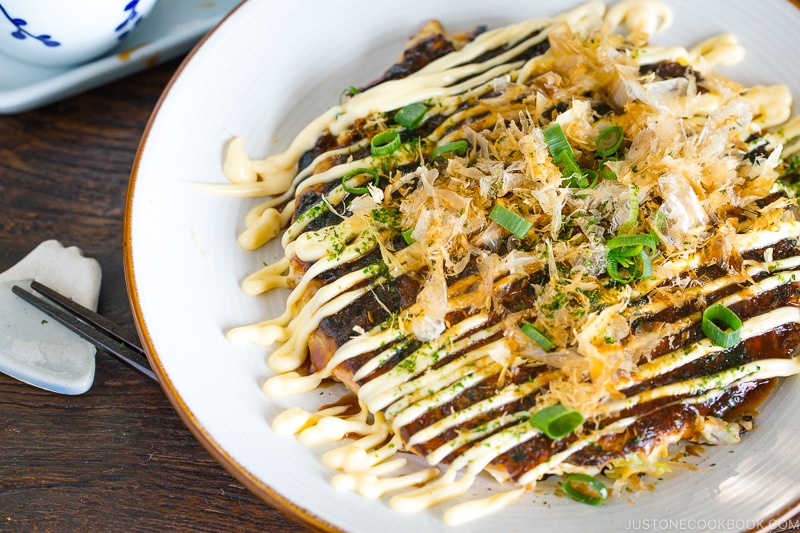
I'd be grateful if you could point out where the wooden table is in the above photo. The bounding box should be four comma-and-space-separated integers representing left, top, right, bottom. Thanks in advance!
0, 59, 311, 533
2, 56, 800, 533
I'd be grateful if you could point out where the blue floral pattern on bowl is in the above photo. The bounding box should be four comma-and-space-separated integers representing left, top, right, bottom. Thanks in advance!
0, 1, 146, 48
0, 4, 60, 47
115, 0, 143, 41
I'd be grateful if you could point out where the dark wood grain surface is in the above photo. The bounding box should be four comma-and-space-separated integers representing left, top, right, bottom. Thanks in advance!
0, 59, 312, 533
1, 54, 800, 533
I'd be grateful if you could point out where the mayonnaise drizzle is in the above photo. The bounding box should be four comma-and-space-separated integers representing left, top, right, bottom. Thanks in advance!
628, 255, 800, 320
442, 487, 526, 526
236, 202, 295, 251
357, 313, 491, 407
627, 307, 800, 385
604, 0, 672, 36
688, 33, 745, 68
406, 372, 555, 448
604, 358, 800, 417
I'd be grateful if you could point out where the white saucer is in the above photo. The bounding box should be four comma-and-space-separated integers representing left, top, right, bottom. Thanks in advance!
0, 241, 102, 394
0, 0, 242, 114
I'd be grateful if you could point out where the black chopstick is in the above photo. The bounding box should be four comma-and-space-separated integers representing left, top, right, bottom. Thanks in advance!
12, 281, 158, 382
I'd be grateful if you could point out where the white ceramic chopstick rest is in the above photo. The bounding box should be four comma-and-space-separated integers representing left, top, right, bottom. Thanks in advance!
0, 240, 101, 394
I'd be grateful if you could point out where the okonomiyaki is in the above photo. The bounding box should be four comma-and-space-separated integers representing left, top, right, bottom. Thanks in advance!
211, 0, 800, 524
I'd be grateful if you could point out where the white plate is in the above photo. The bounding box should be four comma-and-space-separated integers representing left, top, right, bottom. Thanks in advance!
126, 1, 800, 531
0, 0, 242, 114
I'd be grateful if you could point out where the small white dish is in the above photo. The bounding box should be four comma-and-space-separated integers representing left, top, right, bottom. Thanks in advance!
0, 0, 242, 114
0, 240, 102, 395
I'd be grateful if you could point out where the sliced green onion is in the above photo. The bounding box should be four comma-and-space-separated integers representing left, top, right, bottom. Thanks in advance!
401, 227, 415, 245
561, 156, 588, 188
341, 168, 379, 195
432, 140, 469, 160
595, 125, 624, 157
339, 85, 360, 105
618, 184, 640, 233
606, 233, 657, 283
702, 304, 743, 348
489, 204, 533, 239
637, 249, 653, 279
543, 123, 574, 164
607, 249, 652, 284
606, 233, 658, 252
530, 404, 583, 439
607, 253, 636, 283
521, 322, 554, 351
562, 474, 609, 505
394, 102, 428, 130
371, 130, 401, 157
610, 244, 643, 258
583, 168, 599, 188
606, 256, 634, 284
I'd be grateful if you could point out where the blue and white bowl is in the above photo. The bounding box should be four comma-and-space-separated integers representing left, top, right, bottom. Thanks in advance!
0, 0, 158, 67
